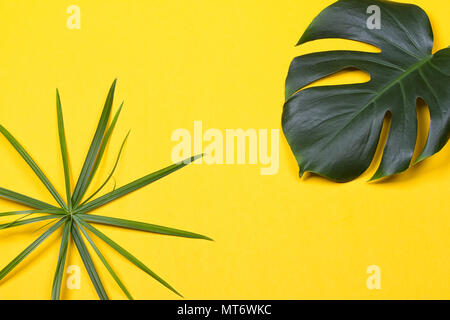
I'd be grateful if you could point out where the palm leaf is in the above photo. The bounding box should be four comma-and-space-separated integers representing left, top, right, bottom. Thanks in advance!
51, 218, 72, 300
71, 223, 108, 300
0, 215, 62, 230
81, 130, 129, 206
76, 155, 202, 213
0, 187, 58, 210
0, 80, 209, 299
56, 90, 72, 210
0, 125, 67, 209
76, 219, 133, 300
0, 208, 64, 217
71, 79, 116, 207
32, 217, 62, 234
76, 217, 182, 297
77, 213, 211, 240
0, 217, 66, 281
0, 212, 39, 230
83, 103, 124, 196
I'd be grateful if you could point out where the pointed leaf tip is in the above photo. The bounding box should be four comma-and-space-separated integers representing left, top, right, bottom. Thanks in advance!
71, 79, 117, 206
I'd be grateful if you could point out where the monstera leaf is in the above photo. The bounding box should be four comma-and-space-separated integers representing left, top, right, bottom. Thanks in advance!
282, 0, 450, 182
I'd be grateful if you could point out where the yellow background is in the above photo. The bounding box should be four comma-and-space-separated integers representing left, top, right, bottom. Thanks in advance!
0, 0, 449, 299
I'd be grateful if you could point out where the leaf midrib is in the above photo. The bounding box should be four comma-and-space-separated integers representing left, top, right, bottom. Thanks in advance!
320, 54, 433, 149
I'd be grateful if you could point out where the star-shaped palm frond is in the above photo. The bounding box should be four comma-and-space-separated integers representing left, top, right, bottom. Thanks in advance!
0, 80, 210, 300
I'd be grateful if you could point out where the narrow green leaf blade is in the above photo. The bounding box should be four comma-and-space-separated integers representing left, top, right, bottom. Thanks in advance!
0, 187, 58, 210
75, 219, 133, 300
51, 218, 72, 300
76, 155, 202, 213
0, 215, 61, 230
56, 90, 72, 210
77, 213, 212, 240
32, 217, 61, 234
71, 79, 117, 207
0, 208, 64, 217
0, 213, 37, 230
0, 125, 67, 210
83, 103, 124, 196
81, 131, 129, 206
0, 217, 66, 281
76, 218, 182, 297
71, 223, 109, 300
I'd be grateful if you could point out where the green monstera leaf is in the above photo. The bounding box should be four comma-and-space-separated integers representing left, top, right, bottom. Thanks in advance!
282, 0, 450, 182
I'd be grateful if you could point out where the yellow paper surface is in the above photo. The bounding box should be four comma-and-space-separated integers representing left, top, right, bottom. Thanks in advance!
0, 0, 448, 299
